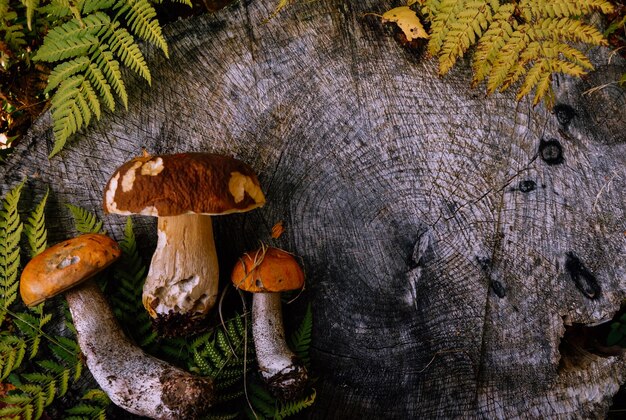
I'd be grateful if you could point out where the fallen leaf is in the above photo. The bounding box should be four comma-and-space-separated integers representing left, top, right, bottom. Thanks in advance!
271, 221, 284, 239
382, 6, 429, 41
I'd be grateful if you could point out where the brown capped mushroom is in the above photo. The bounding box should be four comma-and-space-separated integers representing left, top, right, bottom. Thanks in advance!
231, 246, 308, 400
103, 152, 265, 335
20, 234, 214, 419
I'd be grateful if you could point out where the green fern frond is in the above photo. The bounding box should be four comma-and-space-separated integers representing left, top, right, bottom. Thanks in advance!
0, 334, 27, 380
105, 22, 151, 84
0, 0, 9, 17
193, 349, 215, 376
37, 360, 71, 396
82, 0, 117, 14
38, 2, 73, 18
66, 203, 104, 234
111, 217, 156, 348
247, 381, 276, 418
288, 303, 313, 368
276, 388, 316, 419
11, 382, 49, 420
85, 60, 116, 111
1, 11, 27, 50
49, 75, 103, 157
118, 0, 169, 57
13, 311, 53, 359
0, 181, 25, 326
93, 44, 128, 109
22, 0, 40, 30
24, 190, 49, 258
64, 389, 110, 419
33, 12, 110, 62
32, 0, 176, 156
189, 314, 257, 414
45, 57, 91, 94
247, 380, 316, 420
49, 75, 93, 157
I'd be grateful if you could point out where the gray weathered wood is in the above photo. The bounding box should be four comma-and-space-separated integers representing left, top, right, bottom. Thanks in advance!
2, 0, 625, 417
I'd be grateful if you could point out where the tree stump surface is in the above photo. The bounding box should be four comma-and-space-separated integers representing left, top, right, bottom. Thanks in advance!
2, 0, 626, 417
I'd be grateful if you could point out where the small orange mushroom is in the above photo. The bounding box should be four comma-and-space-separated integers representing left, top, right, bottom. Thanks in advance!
231, 246, 308, 400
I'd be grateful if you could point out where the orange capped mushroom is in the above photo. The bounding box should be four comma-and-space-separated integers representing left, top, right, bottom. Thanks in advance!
231, 246, 308, 400
20, 233, 121, 306
231, 246, 304, 293
19, 234, 215, 418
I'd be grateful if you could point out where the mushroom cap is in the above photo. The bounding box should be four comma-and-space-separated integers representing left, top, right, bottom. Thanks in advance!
103, 152, 266, 217
20, 234, 122, 307
231, 247, 304, 293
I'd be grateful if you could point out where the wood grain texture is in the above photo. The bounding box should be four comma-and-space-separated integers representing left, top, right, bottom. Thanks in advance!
2, 0, 626, 417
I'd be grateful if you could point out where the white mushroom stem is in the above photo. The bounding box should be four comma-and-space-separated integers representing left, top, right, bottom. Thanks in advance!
66, 280, 214, 419
252, 292, 308, 400
143, 214, 219, 321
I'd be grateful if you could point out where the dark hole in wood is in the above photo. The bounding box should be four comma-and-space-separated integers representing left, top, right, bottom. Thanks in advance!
490, 279, 506, 298
565, 252, 600, 299
476, 256, 491, 271
518, 180, 536, 193
539, 138, 564, 165
553, 104, 576, 126
559, 321, 623, 371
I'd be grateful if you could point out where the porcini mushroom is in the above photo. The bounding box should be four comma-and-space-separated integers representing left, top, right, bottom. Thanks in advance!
231, 246, 308, 400
20, 233, 214, 419
103, 152, 265, 335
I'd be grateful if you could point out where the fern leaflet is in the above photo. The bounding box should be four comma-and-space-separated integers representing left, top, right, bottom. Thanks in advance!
24, 189, 49, 258
66, 203, 104, 234
0, 334, 27, 381
111, 217, 156, 348
0, 181, 25, 327
288, 303, 313, 368
247, 381, 316, 420
94, 43, 129, 109
117, 0, 169, 57
105, 22, 151, 84
64, 389, 110, 420
13, 311, 53, 360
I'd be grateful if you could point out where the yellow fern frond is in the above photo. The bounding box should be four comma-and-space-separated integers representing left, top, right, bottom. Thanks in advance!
520, 0, 614, 20
530, 18, 607, 45
438, 1, 494, 75
551, 42, 594, 70
486, 26, 530, 94
427, 0, 463, 56
471, 3, 516, 86
516, 58, 548, 100
531, 68, 553, 105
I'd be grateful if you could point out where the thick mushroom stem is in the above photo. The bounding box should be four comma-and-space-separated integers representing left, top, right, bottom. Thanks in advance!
252, 292, 308, 401
66, 280, 214, 419
143, 214, 219, 333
